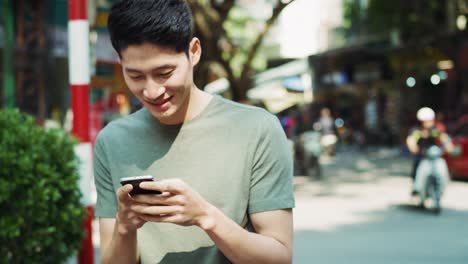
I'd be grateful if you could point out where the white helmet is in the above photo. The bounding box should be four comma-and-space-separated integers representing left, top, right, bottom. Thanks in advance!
416, 107, 435, 121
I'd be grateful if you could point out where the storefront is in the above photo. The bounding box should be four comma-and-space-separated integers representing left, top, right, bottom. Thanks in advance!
87, 7, 135, 143
388, 31, 468, 135
308, 41, 396, 145
308, 32, 468, 145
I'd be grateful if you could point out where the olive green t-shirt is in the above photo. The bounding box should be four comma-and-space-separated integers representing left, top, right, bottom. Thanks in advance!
94, 96, 295, 264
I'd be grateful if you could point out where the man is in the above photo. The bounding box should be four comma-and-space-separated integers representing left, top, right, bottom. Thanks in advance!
406, 107, 454, 196
316, 107, 337, 156
94, 1, 295, 263
317, 107, 334, 136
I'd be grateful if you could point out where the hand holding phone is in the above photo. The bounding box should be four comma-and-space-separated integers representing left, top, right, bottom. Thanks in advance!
120, 175, 162, 196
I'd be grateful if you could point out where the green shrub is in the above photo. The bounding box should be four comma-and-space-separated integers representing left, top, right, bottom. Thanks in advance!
0, 109, 85, 263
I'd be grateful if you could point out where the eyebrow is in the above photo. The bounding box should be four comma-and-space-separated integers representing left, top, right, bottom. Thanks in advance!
124, 64, 175, 74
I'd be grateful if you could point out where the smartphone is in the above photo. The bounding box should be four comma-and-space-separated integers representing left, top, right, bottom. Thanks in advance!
119, 175, 162, 195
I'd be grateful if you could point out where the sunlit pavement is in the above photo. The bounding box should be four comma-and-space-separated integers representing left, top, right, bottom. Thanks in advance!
293, 146, 468, 264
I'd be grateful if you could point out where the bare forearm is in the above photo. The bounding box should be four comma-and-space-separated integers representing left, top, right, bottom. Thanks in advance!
202, 207, 292, 264
101, 220, 138, 264
441, 134, 455, 153
407, 138, 419, 154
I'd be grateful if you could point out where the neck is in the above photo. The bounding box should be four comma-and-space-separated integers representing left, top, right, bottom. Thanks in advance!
160, 86, 213, 125
184, 87, 213, 123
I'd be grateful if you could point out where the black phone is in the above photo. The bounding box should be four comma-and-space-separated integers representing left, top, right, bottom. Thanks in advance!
119, 175, 162, 195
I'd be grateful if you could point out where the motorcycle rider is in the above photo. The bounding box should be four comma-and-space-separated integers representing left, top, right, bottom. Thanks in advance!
406, 107, 454, 197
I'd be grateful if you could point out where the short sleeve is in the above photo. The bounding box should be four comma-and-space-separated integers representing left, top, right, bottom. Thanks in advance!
248, 114, 295, 214
94, 134, 118, 218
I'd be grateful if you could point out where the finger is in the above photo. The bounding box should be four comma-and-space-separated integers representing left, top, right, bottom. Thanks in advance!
131, 194, 167, 205
133, 217, 146, 226
132, 193, 185, 206
131, 205, 183, 216
117, 184, 133, 202
139, 213, 184, 224
140, 179, 187, 194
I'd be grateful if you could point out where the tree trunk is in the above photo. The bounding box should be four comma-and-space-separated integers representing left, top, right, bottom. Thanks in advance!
2, 0, 16, 108
189, 0, 295, 101
230, 76, 252, 102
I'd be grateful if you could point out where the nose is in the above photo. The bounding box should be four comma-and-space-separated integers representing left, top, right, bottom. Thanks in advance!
143, 81, 166, 100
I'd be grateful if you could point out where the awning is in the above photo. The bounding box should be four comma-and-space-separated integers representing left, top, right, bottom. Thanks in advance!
248, 59, 310, 113
254, 59, 309, 85
247, 81, 303, 114
282, 76, 305, 92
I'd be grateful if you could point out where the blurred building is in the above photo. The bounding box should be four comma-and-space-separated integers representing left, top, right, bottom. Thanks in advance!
304, 0, 468, 145
0, 0, 57, 124
0, 0, 129, 143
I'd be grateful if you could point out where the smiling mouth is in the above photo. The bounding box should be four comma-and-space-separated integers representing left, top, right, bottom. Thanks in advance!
144, 96, 173, 106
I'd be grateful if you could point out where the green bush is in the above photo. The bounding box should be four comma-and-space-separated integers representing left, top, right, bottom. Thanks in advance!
0, 109, 85, 263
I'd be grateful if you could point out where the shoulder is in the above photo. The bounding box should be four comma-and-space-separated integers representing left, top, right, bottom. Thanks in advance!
409, 127, 422, 137
214, 97, 280, 128
95, 108, 149, 145
431, 128, 443, 137
222, 99, 286, 145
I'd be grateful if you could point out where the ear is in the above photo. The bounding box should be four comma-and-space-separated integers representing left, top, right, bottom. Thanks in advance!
189, 37, 202, 66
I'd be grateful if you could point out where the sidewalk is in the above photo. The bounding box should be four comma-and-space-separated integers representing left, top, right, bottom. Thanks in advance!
292, 146, 468, 264
294, 146, 410, 185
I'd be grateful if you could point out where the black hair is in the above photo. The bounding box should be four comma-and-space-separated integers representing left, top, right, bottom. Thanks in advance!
108, 0, 193, 56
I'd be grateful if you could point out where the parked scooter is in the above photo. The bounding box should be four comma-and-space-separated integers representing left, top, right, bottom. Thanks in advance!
413, 145, 449, 214
321, 133, 338, 156
313, 122, 338, 156
295, 130, 322, 179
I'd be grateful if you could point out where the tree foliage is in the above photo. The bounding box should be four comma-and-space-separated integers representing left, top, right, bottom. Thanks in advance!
0, 109, 85, 263
187, 0, 295, 101
343, 0, 448, 42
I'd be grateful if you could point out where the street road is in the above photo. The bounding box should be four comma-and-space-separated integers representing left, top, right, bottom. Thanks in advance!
293, 147, 468, 264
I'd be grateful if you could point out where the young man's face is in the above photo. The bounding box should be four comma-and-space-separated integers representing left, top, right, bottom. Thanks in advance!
422, 120, 435, 129
120, 40, 200, 124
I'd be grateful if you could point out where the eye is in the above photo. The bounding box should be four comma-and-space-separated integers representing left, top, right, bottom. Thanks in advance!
129, 75, 144, 81
159, 70, 173, 77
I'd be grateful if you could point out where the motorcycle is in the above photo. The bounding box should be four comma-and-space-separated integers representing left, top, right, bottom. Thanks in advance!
313, 121, 338, 156
320, 133, 338, 156
413, 145, 449, 214
295, 130, 322, 179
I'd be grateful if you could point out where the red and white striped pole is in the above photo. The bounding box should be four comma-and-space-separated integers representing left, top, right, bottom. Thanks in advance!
68, 0, 94, 263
